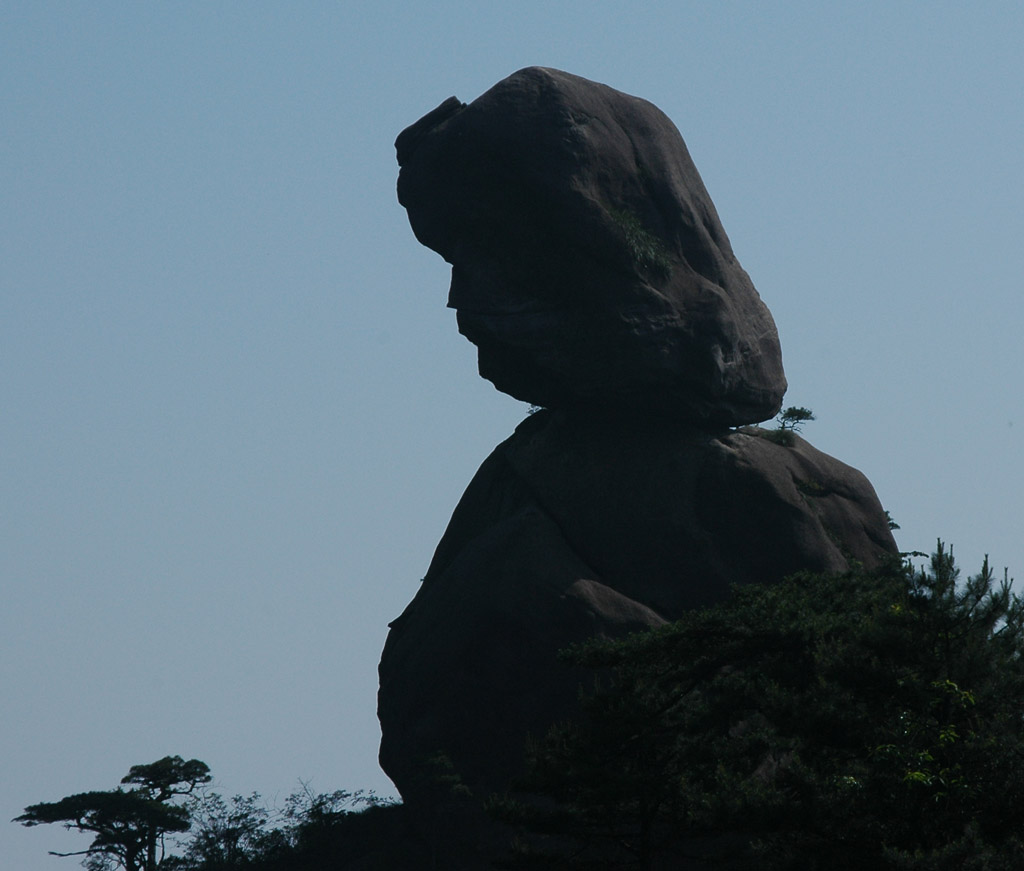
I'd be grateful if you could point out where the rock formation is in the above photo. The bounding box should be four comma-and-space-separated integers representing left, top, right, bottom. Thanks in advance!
379, 67, 898, 848
396, 66, 786, 425
379, 412, 896, 803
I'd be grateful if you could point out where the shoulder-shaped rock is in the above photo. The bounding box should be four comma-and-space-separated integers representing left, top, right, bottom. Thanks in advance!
378, 411, 897, 810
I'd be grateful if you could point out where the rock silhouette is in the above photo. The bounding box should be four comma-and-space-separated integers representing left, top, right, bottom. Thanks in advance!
379, 68, 898, 849
396, 66, 787, 425
379, 411, 895, 804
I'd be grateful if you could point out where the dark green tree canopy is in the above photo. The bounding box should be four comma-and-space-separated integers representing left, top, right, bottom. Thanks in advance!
498, 546, 1024, 869
777, 405, 815, 432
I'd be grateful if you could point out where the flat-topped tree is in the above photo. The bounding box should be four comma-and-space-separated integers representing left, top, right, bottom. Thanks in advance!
14, 756, 210, 871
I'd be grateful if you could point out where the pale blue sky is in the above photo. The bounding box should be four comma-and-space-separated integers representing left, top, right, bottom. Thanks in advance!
4, 3, 1023, 867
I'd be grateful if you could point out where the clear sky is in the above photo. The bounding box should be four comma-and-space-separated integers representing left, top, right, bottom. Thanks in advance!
3, 2, 1022, 867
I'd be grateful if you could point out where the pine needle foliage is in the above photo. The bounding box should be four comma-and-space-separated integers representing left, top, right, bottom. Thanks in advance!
14, 757, 211, 871
497, 546, 1024, 869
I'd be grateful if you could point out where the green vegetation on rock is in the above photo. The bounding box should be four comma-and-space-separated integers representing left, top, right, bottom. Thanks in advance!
496, 545, 1024, 869
760, 405, 816, 446
19, 543, 1024, 870
609, 207, 672, 276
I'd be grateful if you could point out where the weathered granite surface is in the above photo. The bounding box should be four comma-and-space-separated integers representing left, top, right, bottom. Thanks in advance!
396, 67, 787, 425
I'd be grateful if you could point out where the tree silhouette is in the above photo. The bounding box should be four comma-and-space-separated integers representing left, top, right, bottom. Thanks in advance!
15, 756, 211, 871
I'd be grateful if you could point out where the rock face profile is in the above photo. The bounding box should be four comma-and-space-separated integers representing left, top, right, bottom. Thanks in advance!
379, 67, 898, 854
396, 66, 786, 425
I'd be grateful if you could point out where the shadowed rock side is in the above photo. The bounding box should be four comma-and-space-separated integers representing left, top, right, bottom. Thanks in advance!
382, 70, 898, 866
378, 410, 898, 812
396, 66, 787, 426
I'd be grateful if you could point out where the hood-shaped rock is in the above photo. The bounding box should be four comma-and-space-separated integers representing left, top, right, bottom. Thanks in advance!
396, 66, 787, 425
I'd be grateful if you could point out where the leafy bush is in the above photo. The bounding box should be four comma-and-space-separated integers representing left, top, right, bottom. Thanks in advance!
172, 785, 399, 870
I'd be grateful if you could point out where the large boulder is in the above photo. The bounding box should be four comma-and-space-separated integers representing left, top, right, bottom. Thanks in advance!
378, 411, 898, 809
396, 67, 787, 426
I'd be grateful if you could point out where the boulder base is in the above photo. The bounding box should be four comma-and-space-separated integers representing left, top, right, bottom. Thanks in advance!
378, 411, 897, 808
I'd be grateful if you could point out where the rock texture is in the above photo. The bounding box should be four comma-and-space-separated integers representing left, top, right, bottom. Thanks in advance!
378, 409, 897, 809
396, 66, 786, 426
